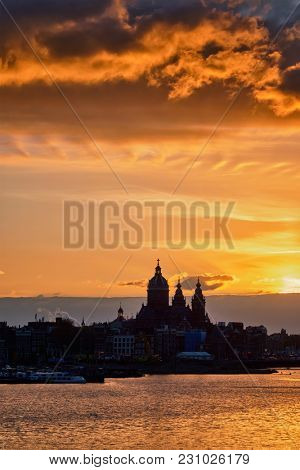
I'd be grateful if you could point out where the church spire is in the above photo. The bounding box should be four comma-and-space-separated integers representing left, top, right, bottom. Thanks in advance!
172, 277, 186, 308
155, 258, 162, 274
191, 276, 210, 328
194, 277, 204, 301
117, 303, 124, 319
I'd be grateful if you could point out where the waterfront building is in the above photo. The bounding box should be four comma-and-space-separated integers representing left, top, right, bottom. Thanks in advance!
113, 335, 135, 359
245, 325, 268, 359
16, 328, 32, 363
0, 322, 16, 365
2, 260, 296, 366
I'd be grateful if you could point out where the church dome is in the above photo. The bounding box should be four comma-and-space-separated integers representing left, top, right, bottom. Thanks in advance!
148, 259, 169, 289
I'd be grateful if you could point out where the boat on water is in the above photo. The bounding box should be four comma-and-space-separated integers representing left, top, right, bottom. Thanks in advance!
27, 371, 86, 384
0, 369, 86, 384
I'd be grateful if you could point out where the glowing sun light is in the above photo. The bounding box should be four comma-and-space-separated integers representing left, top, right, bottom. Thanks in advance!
280, 277, 300, 294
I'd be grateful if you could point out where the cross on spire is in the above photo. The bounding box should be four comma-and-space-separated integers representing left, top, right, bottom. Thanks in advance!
155, 258, 162, 274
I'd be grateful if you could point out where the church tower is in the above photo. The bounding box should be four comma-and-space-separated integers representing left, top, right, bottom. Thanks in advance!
191, 277, 208, 328
117, 304, 124, 320
172, 278, 186, 308
147, 259, 169, 312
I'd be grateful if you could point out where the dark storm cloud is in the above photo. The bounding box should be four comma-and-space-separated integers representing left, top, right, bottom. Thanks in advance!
257, 0, 300, 31
0, 0, 113, 63
0, 0, 263, 59
36, 0, 210, 58
0, 0, 299, 114
1, 0, 112, 23
131, 0, 208, 28
0, 0, 298, 54
201, 41, 225, 59
280, 40, 300, 69
0, 0, 297, 62
38, 18, 135, 58
0, 0, 112, 43
126, 0, 208, 20
281, 68, 300, 95
278, 22, 300, 70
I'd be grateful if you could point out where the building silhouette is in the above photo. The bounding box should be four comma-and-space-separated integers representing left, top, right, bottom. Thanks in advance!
136, 259, 211, 332
1, 259, 299, 366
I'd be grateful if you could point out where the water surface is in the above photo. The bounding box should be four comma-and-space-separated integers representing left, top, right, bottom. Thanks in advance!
0, 372, 299, 449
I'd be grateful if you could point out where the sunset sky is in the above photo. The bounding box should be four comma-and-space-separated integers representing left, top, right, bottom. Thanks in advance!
0, 0, 299, 298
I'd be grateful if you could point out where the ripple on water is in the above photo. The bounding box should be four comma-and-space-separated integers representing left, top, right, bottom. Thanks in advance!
0, 373, 299, 449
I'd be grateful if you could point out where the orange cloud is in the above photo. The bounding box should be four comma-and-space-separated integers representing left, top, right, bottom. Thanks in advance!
0, 1, 299, 116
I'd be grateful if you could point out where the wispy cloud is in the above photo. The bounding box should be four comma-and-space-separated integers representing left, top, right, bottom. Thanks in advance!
181, 274, 235, 291
118, 279, 147, 288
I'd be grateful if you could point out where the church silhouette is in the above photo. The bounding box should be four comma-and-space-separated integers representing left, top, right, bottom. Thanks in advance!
134, 260, 211, 332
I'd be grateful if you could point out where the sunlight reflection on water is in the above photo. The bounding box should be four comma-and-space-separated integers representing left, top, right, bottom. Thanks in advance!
0, 372, 299, 449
